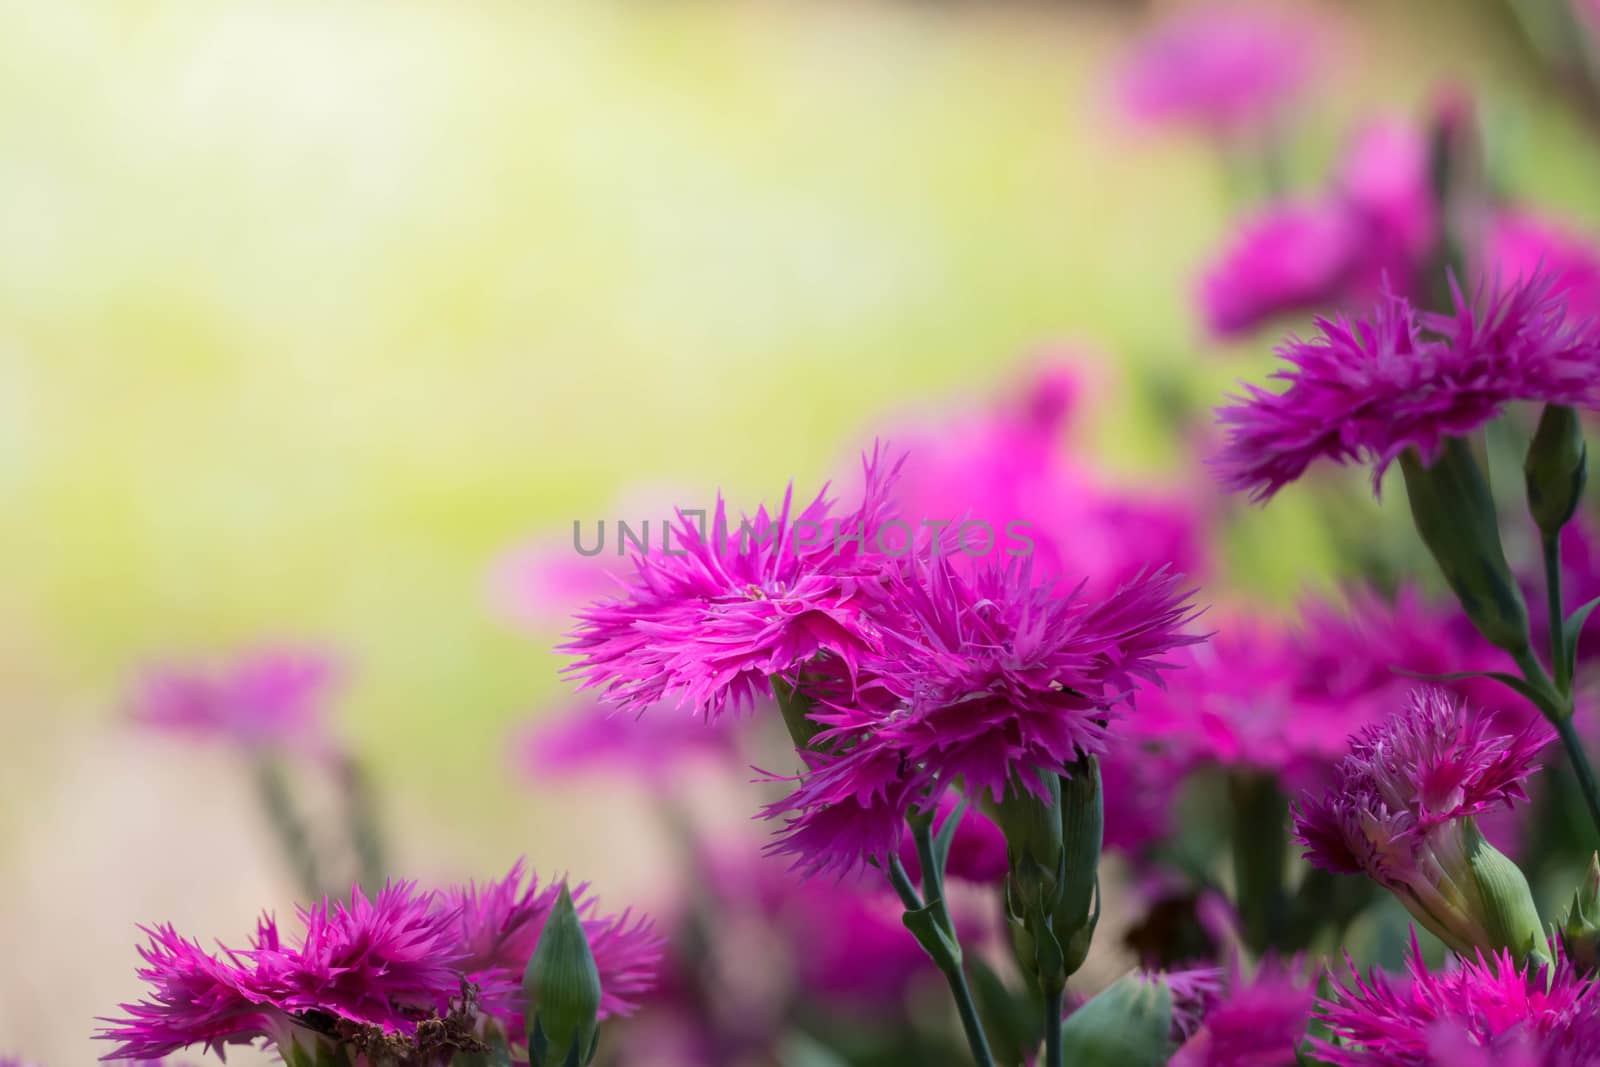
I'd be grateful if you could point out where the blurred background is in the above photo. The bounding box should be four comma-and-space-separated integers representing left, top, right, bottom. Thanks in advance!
6, 0, 1600, 1061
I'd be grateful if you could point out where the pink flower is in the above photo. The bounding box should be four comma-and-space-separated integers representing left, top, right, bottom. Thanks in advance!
445, 859, 662, 1025
883, 360, 1210, 594
1293, 688, 1550, 954
1200, 201, 1369, 338
1117, 7, 1315, 136
1216, 274, 1600, 501
563, 447, 907, 719
100, 870, 659, 1063
128, 646, 340, 754
1171, 956, 1317, 1067
1488, 211, 1600, 325
765, 559, 1201, 875
1316, 933, 1600, 1064
99, 882, 462, 1061
512, 699, 740, 788
1198, 118, 1435, 339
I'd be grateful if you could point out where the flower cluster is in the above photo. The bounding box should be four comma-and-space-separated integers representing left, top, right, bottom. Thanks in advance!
1317, 934, 1600, 1064
1216, 273, 1600, 501
98, 866, 660, 1064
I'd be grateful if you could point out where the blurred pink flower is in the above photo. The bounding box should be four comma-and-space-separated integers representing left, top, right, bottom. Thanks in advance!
884, 360, 1211, 593
512, 699, 741, 788
1171, 956, 1317, 1067
1199, 119, 1433, 338
490, 538, 630, 631
1488, 211, 1600, 324
127, 645, 341, 755
1117, 7, 1316, 136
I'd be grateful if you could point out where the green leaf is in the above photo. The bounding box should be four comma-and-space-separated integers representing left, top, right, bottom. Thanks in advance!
902, 901, 962, 970
931, 793, 970, 880
968, 955, 1041, 1067
1392, 667, 1547, 706
1565, 595, 1600, 676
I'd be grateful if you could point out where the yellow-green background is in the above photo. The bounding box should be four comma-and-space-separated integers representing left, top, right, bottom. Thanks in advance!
3, 1, 1599, 1061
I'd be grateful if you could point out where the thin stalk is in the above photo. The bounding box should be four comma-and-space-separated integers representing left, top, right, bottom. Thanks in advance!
339, 753, 386, 892
895, 818, 996, 1067
1546, 530, 1572, 696
884, 853, 923, 912
1042, 985, 1065, 1067
943, 963, 997, 1067
252, 755, 322, 899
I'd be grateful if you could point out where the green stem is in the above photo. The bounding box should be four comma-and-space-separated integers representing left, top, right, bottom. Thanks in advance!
252, 755, 323, 899
1042, 985, 1064, 1067
899, 817, 997, 1067
884, 852, 923, 912
1546, 530, 1573, 697
339, 754, 387, 892
943, 960, 997, 1067
1554, 714, 1600, 842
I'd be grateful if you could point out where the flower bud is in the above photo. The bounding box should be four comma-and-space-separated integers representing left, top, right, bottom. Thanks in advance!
992, 768, 1064, 918
1054, 755, 1103, 977
1058, 972, 1174, 1067
1526, 404, 1587, 537
1399, 439, 1531, 654
1466, 824, 1549, 963
1562, 853, 1600, 973
524, 884, 602, 1067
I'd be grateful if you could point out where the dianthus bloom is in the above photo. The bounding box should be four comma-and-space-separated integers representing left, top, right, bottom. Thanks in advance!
1199, 118, 1434, 338
100, 867, 659, 1064
765, 558, 1201, 875
128, 645, 340, 754
1293, 688, 1551, 956
1216, 273, 1600, 501
99, 881, 464, 1062
513, 698, 740, 788
1170, 956, 1317, 1067
884, 358, 1210, 594
1117, 7, 1315, 136
446, 859, 661, 1028
1316, 933, 1600, 1065
563, 447, 906, 719
1489, 211, 1600, 325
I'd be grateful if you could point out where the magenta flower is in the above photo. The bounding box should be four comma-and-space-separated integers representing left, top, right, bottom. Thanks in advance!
765, 559, 1201, 875
1489, 211, 1600, 326
1293, 688, 1550, 954
1316, 933, 1600, 1064
128, 645, 340, 754
446, 860, 661, 1025
883, 360, 1210, 594
1198, 116, 1434, 339
1170, 956, 1317, 1067
1216, 274, 1600, 501
563, 447, 906, 719
1200, 201, 1368, 339
99, 881, 462, 1061
1117, 7, 1315, 136
512, 699, 740, 788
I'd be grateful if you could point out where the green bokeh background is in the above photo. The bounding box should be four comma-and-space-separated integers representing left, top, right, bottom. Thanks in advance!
3, 0, 1600, 1060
